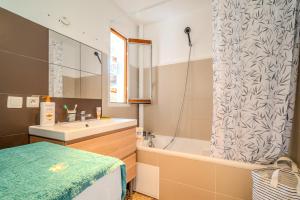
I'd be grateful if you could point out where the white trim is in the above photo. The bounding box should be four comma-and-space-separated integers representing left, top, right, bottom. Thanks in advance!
138, 24, 144, 127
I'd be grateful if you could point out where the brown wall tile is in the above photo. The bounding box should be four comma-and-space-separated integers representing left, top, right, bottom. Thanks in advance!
0, 133, 28, 149
52, 97, 101, 122
0, 94, 40, 137
0, 50, 48, 95
0, 7, 48, 61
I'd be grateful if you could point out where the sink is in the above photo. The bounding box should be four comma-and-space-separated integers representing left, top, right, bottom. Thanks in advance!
60, 119, 114, 128
29, 118, 137, 141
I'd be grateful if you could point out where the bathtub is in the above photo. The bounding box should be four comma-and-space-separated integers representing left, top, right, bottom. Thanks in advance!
135, 135, 264, 200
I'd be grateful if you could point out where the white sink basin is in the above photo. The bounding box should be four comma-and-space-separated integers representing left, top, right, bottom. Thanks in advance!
29, 118, 137, 141
60, 119, 113, 128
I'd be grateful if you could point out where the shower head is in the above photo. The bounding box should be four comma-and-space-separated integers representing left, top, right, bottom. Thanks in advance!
184, 27, 191, 34
94, 51, 102, 65
184, 27, 192, 47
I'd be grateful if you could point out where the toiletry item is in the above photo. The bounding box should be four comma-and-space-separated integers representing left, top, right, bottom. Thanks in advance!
96, 107, 101, 120
66, 104, 77, 122
63, 104, 69, 111
136, 127, 144, 141
67, 110, 76, 122
40, 96, 55, 126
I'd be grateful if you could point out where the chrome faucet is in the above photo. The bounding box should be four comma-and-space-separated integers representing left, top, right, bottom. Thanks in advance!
148, 134, 155, 148
80, 111, 92, 121
144, 131, 155, 148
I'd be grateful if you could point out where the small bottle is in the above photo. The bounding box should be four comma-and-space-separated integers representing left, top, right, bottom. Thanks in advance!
136, 127, 144, 141
40, 96, 55, 126
96, 107, 101, 120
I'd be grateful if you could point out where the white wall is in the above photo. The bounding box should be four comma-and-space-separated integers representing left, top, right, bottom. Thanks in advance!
143, 3, 212, 66
0, 0, 138, 53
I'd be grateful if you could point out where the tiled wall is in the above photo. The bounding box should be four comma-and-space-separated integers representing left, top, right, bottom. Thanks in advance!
138, 150, 252, 200
0, 7, 48, 148
144, 59, 213, 140
0, 7, 136, 149
0, 94, 102, 149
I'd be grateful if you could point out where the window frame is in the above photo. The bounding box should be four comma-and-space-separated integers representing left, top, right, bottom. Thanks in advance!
109, 28, 128, 104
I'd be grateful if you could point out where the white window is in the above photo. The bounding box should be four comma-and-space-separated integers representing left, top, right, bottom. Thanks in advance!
109, 28, 127, 103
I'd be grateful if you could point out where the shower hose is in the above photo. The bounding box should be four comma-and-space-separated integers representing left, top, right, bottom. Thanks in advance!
163, 45, 192, 149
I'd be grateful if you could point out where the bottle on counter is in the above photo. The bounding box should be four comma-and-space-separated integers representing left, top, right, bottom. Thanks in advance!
40, 96, 55, 126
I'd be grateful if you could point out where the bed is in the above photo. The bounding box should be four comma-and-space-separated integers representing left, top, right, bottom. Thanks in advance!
0, 142, 126, 200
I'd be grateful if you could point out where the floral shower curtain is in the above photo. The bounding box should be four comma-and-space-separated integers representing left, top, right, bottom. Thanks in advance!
211, 0, 300, 164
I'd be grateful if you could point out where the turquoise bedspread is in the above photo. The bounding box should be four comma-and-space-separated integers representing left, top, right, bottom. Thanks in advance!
0, 142, 126, 200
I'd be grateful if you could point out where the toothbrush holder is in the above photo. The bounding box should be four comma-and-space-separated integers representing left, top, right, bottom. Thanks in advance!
67, 110, 76, 122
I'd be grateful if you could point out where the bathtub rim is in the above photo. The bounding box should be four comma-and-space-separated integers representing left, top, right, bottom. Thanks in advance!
137, 145, 266, 170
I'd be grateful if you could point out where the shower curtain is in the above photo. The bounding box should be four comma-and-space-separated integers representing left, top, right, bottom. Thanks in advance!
211, 0, 300, 164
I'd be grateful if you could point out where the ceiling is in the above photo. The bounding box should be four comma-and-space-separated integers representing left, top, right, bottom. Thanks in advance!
112, 0, 206, 24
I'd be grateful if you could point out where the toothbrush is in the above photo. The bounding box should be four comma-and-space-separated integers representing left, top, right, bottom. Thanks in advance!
63, 104, 69, 112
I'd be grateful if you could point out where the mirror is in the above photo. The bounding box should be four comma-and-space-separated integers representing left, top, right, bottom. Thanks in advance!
48, 30, 102, 99
127, 39, 152, 104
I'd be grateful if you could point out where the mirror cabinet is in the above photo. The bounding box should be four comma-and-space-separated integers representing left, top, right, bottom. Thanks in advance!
49, 30, 102, 99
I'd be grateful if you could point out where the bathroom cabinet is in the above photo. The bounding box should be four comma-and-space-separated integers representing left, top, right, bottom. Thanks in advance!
30, 127, 137, 183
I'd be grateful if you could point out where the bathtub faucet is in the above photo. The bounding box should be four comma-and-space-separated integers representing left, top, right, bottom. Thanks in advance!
143, 131, 155, 148
143, 131, 152, 140
148, 134, 155, 148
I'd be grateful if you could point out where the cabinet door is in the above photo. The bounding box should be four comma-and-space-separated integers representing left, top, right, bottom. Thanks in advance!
123, 153, 137, 183
67, 128, 136, 159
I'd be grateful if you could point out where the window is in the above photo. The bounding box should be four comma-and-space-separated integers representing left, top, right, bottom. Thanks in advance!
109, 28, 127, 103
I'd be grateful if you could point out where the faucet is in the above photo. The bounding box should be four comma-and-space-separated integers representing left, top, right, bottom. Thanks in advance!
148, 134, 155, 148
80, 111, 92, 121
143, 131, 155, 148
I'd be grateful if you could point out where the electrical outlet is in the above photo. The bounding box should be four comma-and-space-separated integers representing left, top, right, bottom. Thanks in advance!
26, 96, 40, 108
7, 96, 23, 108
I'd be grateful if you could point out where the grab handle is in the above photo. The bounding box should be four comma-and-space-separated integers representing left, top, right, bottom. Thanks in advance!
270, 169, 300, 195
273, 157, 298, 173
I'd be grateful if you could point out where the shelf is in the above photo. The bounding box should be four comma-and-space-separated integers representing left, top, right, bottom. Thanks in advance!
128, 99, 151, 104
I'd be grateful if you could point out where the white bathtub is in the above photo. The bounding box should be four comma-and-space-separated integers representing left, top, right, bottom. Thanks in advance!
135, 135, 265, 199
137, 134, 263, 170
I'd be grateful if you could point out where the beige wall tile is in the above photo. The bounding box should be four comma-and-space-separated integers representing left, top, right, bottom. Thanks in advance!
160, 178, 215, 200
190, 59, 213, 99
191, 98, 213, 120
137, 150, 159, 166
144, 58, 213, 141
190, 119, 212, 140
215, 164, 252, 200
158, 154, 215, 191
216, 193, 242, 200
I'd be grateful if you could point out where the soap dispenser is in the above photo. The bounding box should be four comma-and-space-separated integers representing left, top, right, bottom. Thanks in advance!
40, 96, 55, 126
